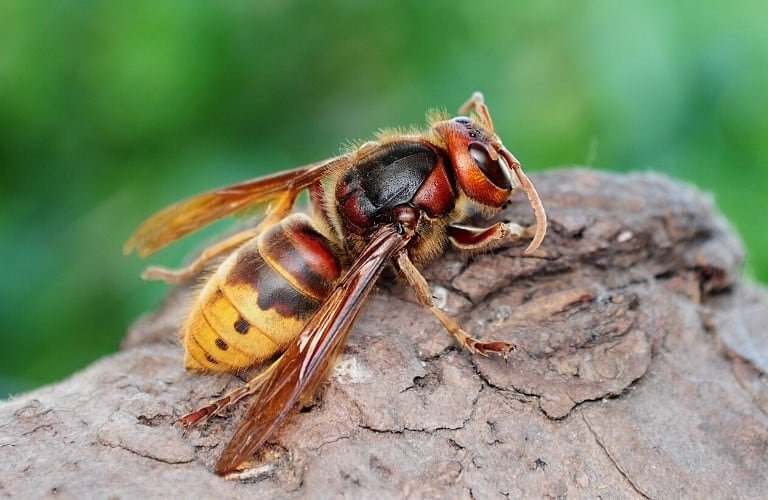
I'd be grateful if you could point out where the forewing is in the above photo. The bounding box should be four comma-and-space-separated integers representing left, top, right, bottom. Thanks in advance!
124, 155, 351, 257
214, 224, 411, 476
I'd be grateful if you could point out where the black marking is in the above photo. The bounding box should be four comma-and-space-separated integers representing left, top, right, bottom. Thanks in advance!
204, 353, 219, 365
254, 264, 320, 318
228, 248, 321, 319
273, 243, 329, 298
259, 219, 340, 299
234, 317, 250, 334
215, 338, 229, 351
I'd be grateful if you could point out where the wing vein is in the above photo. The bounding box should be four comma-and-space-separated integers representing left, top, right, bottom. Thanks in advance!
214, 224, 411, 475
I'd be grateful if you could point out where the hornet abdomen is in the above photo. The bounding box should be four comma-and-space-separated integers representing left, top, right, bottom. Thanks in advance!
183, 213, 343, 372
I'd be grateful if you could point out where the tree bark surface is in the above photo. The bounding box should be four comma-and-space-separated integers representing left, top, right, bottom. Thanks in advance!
2, 169, 767, 499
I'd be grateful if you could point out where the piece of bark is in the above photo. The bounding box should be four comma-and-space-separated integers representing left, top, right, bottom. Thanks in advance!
2, 169, 767, 498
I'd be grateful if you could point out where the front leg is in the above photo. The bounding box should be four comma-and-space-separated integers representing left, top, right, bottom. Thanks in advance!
447, 221, 531, 252
396, 251, 513, 358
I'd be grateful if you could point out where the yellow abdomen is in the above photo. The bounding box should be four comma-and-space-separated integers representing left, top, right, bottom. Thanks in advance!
182, 214, 343, 373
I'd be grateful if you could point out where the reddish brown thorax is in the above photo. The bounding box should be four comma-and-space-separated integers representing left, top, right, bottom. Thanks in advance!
334, 141, 456, 236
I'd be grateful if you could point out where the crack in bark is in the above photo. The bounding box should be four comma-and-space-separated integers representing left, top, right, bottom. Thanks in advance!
727, 360, 768, 421
460, 212, 724, 310
308, 435, 351, 453
464, 275, 665, 421
469, 358, 541, 405
357, 416, 473, 436
97, 439, 194, 466
358, 386, 483, 436
698, 307, 768, 421
582, 415, 652, 499
12, 403, 52, 420
441, 279, 476, 307
20, 424, 55, 437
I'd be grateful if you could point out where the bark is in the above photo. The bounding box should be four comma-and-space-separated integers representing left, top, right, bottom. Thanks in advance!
2, 169, 767, 499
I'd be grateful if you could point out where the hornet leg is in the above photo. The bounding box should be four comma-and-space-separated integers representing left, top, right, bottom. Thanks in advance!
396, 251, 513, 358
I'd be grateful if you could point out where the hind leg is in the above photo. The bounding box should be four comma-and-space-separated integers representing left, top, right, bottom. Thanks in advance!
143, 192, 298, 283
178, 361, 279, 429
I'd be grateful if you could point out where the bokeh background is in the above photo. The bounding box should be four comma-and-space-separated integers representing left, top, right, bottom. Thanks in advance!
2, 0, 766, 396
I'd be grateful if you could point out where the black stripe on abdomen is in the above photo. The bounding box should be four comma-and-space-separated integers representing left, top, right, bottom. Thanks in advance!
226, 243, 321, 320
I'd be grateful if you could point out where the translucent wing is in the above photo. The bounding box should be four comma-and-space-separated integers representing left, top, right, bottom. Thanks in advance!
124, 155, 351, 257
214, 224, 412, 476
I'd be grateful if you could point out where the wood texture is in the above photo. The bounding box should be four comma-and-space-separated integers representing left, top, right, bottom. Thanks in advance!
2, 169, 767, 498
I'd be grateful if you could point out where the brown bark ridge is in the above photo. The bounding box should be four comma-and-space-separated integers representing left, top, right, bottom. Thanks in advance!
2, 169, 767, 498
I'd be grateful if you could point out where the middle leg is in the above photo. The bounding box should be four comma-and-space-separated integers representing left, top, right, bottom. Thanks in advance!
396, 251, 513, 358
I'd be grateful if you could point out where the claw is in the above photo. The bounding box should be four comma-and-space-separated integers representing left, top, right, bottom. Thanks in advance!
177, 384, 254, 430
178, 403, 221, 430
465, 339, 515, 359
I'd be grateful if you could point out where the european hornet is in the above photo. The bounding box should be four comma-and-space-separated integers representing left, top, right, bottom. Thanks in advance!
124, 92, 547, 475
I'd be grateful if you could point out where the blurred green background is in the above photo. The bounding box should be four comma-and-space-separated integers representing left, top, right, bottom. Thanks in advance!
1, 0, 766, 396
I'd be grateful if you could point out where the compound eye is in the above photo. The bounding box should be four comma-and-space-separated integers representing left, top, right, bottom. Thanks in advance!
468, 142, 512, 189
